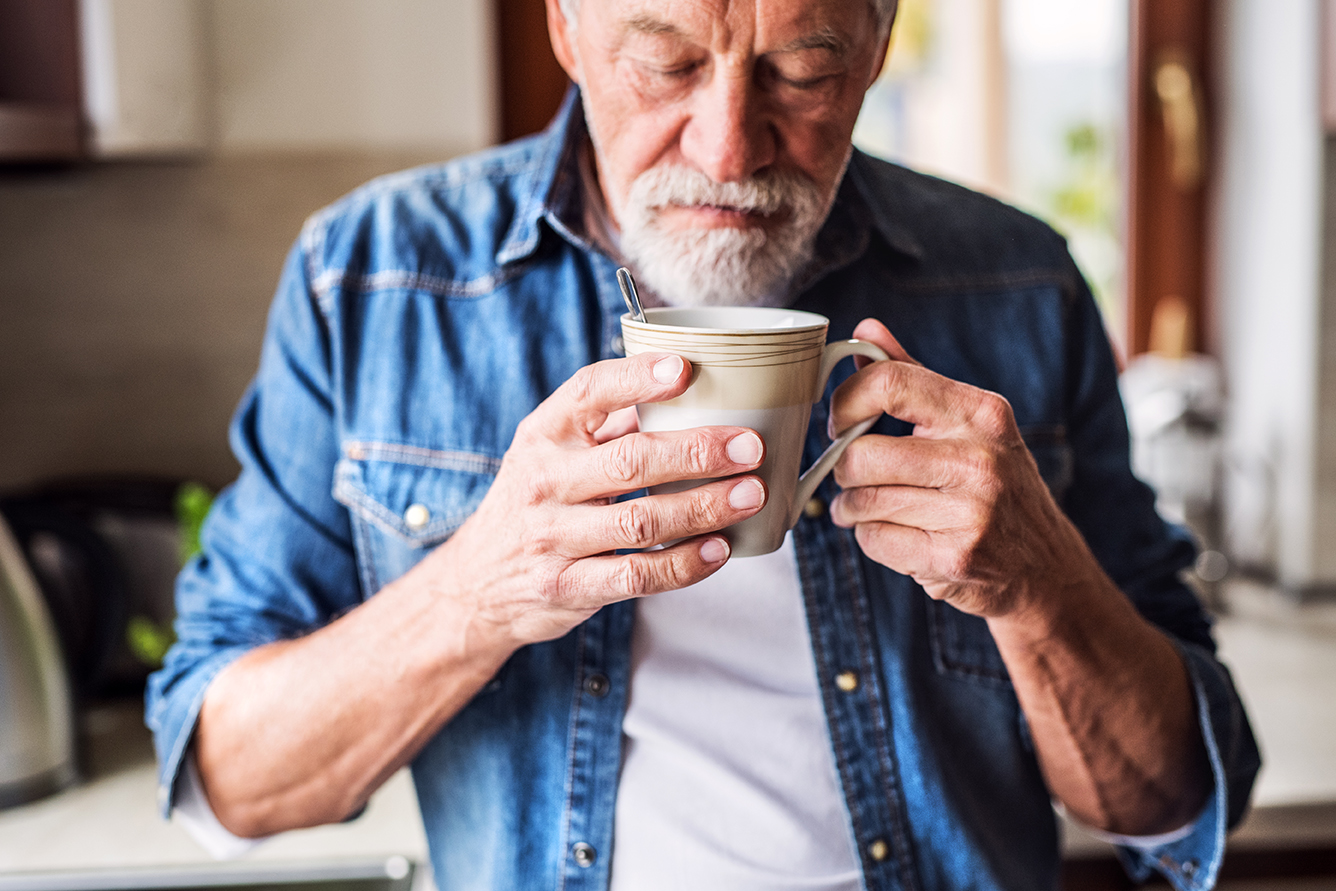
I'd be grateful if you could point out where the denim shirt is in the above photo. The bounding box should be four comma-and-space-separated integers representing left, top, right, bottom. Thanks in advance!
147, 92, 1259, 891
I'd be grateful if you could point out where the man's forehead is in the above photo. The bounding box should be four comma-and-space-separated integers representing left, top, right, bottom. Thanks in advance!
599, 0, 867, 51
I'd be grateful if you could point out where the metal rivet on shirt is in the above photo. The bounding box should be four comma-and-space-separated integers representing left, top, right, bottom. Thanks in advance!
868, 838, 889, 862
572, 842, 597, 867
583, 673, 610, 698
404, 503, 430, 530
803, 497, 826, 519
610, 335, 625, 355
835, 670, 859, 693
1181, 859, 1198, 877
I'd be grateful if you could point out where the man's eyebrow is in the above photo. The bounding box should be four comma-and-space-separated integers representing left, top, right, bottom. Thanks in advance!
775, 27, 848, 55
620, 13, 684, 38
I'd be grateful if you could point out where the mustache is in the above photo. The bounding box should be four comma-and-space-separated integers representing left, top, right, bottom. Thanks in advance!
625, 165, 822, 217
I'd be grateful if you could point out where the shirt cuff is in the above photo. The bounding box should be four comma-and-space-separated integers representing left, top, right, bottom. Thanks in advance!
1113, 639, 1261, 891
173, 749, 268, 859
1079, 816, 1198, 850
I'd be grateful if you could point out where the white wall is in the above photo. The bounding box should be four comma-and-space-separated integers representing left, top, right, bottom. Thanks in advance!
1213, 0, 1327, 587
209, 0, 496, 153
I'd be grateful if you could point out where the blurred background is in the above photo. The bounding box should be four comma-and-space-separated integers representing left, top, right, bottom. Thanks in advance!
2, 0, 1335, 888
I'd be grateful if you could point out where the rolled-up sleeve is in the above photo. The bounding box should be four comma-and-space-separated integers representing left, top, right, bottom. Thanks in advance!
145, 233, 362, 817
1059, 268, 1261, 891
1109, 639, 1260, 891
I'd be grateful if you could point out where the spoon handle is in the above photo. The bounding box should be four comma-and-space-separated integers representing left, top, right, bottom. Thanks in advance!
617, 267, 646, 323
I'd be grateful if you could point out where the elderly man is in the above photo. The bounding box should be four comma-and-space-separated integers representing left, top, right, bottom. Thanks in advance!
147, 0, 1259, 888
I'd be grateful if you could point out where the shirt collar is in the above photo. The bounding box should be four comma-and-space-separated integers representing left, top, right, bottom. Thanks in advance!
498, 87, 924, 272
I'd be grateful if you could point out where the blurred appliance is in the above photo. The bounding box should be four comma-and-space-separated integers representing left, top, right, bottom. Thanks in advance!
1121, 351, 1229, 608
0, 479, 184, 700
0, 512, 76, 809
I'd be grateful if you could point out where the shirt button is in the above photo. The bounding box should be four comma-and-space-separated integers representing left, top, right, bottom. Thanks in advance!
572, 842, 597, 867
611, 335, 625, 355
868, 838, 889, 862
835, 670, 859, 692
583, 673, 610, 698
803, 497, 826, 519
404, 503, 430, 529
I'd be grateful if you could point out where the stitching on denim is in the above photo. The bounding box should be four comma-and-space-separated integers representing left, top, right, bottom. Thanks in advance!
347, 511, 380, 598
311, 260, 537, 302
841, 530, 921, 891
302, 154, 543, 240
794, 529, 871, 871
345, 441, 503, 474
556, 626, 587, 891
332, 474, 468, 546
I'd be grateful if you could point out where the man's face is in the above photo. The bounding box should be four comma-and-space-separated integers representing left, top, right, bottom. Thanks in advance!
549, 0, 889, 305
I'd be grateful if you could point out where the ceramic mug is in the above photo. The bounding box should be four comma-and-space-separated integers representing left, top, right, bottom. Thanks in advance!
621, 306, 888, 557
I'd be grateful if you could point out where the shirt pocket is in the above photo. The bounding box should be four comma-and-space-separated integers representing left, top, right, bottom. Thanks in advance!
927, 426, 1073, 686
332, 441, 501, 596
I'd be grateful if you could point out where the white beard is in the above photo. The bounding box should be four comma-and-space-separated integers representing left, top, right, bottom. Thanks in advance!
612, 161, 846, 307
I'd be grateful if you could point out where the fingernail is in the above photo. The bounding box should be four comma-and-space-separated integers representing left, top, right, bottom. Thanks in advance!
653, 355, 684, 384
729, 478, 765, 510
726, 432, 763, 465
700, 537, 730, 563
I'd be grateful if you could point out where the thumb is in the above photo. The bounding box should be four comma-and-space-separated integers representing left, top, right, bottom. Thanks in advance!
852, 318, 921, 368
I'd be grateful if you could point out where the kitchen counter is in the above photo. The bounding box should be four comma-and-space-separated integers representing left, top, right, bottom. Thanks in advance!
0, 698, 430, 882
6, 585, 1336, 887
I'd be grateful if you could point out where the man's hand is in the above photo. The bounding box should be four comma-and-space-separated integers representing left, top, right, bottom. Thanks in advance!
415, 350, 769, 647
195, 350, 768, 837
826, 317, 1210, 836
828, 318, 1095, 620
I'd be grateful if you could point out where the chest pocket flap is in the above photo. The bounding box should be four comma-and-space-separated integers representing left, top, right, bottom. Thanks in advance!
333, 442, 502, 548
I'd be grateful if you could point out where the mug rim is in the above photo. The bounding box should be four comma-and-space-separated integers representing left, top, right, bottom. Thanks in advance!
621, 307, 829, 336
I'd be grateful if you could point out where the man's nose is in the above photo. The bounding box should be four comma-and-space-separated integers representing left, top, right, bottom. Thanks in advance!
679, 69, 776, 183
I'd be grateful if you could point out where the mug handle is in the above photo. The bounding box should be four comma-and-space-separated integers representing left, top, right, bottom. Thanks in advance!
788, 339, 891, 528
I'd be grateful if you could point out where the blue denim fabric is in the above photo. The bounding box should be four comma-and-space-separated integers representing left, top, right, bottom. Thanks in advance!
146, 91, 1259, 891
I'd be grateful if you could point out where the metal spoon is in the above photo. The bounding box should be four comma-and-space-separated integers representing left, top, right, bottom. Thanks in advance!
617, 266, 646, 323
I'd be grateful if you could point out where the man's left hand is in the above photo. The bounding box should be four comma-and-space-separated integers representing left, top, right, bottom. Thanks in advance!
828, 318, 1101, 620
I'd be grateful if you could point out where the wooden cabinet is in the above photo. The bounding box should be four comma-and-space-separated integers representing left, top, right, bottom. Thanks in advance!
0, 0, 83, 161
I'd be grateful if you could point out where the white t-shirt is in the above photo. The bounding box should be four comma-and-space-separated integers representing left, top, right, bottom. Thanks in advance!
609, 534, 863, 890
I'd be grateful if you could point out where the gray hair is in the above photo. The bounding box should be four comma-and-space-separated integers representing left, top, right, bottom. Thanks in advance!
558, 0, 898, 37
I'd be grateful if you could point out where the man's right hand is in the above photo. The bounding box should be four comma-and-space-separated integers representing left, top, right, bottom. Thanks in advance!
194, 351, 767, 837
409, 351, 769, 648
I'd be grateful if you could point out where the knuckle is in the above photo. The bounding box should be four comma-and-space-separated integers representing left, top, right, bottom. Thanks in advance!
613, 554, 655, 597
518, 464, 552, 507
537, 560, 570, 605
832, 441, 863, 487
874, 363, 905, 407
971, 391, 1014, 437
616, 500, 658, 547
960, 443, 999, 484
689, 484, 729, 528
841, 485, 869, 515
566, 363, 601, 405
602, 435, 644, 486
941, 549, 972, 582
853, 521, 882, 556
682, 435, 716, 478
